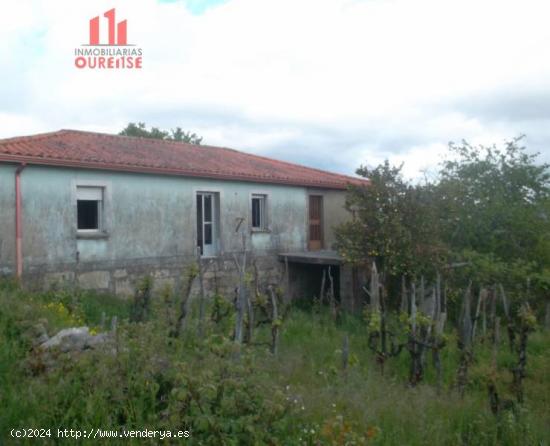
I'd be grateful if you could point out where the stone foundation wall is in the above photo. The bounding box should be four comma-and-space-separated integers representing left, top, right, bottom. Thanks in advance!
18, 253, 284, 299
4, 252, 367, 313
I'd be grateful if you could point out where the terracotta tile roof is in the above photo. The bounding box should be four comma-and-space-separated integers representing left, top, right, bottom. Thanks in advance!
0, 130, 366, 190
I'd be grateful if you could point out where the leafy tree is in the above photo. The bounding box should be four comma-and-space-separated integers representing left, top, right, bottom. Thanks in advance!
119, 122, 167, 139
119, 122, 203, 145
437, 137, 550, 278
435, 137, 550, 313
334, 161, 445, 279
170, 126, 203, 145
438, 137, 550, 261
336, 137, 550, 313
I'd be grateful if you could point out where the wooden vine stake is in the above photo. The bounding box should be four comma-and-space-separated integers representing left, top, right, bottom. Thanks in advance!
234, 232, 247, 345
174, 263, 198, 338
243, 256, 256, 344
457, 282, 473, 398
284, 255, 290, 305
472, 287, 486, 345
196, 247, 206, 338
365, 264, 404, 376
432, 272, 446, 393
268, 285, 280, 355
370, 262, 380, 312
328, 266, 336, 321
407, 281, 423, 386
499, 284, 515, 353
512, 303, 536, 404
319, 268, 326, 306
400, 276, 408, 313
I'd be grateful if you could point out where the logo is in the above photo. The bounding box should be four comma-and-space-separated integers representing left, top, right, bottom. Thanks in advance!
74, 8, 143, 69
89, 9, 127, 45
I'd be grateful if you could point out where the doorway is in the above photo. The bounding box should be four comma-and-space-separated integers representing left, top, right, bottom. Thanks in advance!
197, 192, 218, 256
308, 195, 323, 251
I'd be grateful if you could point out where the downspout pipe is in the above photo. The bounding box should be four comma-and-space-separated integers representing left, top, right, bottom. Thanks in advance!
15, 163, 26, 279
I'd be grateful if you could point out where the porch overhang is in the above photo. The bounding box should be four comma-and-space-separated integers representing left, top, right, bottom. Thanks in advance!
278, 250, 343, 266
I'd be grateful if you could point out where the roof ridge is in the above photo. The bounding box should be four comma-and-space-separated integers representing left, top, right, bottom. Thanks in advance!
0, 130, 69, 145
57, 129, 361, 182
228, 149, 360, 182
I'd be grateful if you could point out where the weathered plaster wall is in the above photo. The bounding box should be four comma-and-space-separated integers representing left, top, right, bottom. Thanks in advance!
1, 164, 315, 295
1, 164, 353, 299
0, 164, 16, 274
16, 166, 308, 262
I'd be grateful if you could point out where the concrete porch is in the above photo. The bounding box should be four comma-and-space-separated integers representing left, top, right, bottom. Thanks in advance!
278, 250, 364, 313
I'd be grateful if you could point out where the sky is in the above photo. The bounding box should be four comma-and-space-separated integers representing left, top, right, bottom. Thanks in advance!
1, 0, 550, 179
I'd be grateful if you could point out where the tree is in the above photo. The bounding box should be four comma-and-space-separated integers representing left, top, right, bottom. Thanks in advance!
438, 136, 550, 262
433, 137, 550, 318
436, 137, 550, 284
170, 127, 203, 145
119, 122, 203, 145
335, 137, 550, 311
334, 160, 445, 280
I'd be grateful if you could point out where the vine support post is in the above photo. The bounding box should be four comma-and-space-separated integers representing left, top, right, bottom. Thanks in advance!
268, 285, 280, 355
196, 246, 206, 338
400, 275, 408, 313
319, 268, 326, 306
234, 232, 247, 346
457, 282, 473, 398
328, 266, 336, 321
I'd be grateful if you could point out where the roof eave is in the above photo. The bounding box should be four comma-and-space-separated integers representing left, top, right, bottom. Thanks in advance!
0, 154, 361, 190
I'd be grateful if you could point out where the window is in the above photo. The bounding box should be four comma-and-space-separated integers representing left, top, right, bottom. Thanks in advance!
251, 194, 267, 231
77, 186, 103, 232
197, 192, 219, 256
308, 195, 323, 250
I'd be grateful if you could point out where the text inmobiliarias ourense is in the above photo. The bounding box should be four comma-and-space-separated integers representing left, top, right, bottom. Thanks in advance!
74, 47, 143, 69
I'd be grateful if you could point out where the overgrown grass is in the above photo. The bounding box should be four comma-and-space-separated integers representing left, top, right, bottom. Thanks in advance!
272, 310, 550, 445
0, 280, 549, 445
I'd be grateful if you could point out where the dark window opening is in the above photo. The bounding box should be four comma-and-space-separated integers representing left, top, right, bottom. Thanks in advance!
251, 195, 266, 230
77, 200, 99, 230
204, 223, 212, 244
204, 195, 212, 222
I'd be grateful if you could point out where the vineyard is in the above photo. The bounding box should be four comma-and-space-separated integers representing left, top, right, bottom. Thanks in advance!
0, 278, 549, 445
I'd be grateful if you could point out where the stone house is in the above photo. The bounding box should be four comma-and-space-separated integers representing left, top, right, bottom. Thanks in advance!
0, 130, 365, 308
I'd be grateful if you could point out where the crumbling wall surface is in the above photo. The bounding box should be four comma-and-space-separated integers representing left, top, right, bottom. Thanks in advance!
14, 166, 307, 263
24, 253, 283, 299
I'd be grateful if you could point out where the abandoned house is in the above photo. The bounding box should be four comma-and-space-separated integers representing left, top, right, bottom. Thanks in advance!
0, 130, 366, 309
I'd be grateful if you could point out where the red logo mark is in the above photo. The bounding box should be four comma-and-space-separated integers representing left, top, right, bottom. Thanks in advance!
89, 8, 127, 45
75, 7, 142, 69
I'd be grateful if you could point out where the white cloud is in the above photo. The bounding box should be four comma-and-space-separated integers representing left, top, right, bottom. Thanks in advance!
1, 0, 550, 177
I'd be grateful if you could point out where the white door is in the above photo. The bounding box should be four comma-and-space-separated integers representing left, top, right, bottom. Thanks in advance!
197, 192, 217, 256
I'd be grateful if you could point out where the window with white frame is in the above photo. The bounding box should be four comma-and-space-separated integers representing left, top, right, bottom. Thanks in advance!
251, 194, 268, 231
196, 192, 220, 256
77, 186, 104, 232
